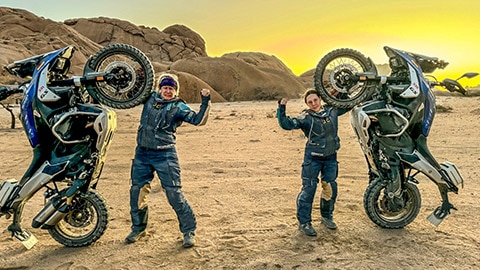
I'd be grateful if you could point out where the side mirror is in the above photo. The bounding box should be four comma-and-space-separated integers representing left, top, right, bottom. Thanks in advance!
456, 72, 479, 80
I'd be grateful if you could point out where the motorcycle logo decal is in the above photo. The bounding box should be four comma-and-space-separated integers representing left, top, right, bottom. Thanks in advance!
37, 68, 61, 102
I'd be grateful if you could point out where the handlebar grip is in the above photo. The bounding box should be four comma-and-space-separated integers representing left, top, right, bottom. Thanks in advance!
442, 79, 466, 95
0, 86, 12, 101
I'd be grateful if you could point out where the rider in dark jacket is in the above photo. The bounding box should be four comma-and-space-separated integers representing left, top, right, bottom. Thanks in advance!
125, 73, 210, 248
277, 88, 348, 236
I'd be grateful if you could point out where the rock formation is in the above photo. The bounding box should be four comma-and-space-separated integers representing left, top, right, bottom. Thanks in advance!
0, 6, 307, 103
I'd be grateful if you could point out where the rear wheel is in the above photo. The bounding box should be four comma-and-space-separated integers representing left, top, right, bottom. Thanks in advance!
84, 43, 154, 109
363, 179, 421, 228
314, 48, 377, 109
48, 189, 108, 247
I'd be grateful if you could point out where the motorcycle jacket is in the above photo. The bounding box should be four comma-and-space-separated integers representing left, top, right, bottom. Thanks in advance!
277, 104, 347, 157
136, 92, 210, 150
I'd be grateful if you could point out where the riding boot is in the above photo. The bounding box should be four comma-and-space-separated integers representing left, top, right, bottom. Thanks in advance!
320, 198, 337, 229
320, 198, 334, 220
129, 183, 151, 232
126, 206, 148, 243
131, 206, 148, 232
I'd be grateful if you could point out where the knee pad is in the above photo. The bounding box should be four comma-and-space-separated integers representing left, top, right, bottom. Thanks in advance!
321, 181, 337, 201
131, 183, 151, 210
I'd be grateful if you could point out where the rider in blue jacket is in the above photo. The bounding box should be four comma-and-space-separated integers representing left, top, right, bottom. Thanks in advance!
125, 73, 211, 248
277, 88, 347, 236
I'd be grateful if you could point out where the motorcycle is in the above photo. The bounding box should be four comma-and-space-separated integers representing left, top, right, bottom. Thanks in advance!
0, 43, 154, 248
313, 46, 477, 228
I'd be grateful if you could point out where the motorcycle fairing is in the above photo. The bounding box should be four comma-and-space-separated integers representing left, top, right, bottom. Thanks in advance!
20, 81, 38, 147
20, 46, 71, 148
38, 67, 62, 102
388, 47, 436, 137
422, 90, 436, 136
402, 66, 421, 98
397, 150, 446, 185
14, 161, 68, 205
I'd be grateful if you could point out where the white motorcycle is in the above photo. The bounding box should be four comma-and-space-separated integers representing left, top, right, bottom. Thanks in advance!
0, 44, 154, 248
314, 46, 477, 228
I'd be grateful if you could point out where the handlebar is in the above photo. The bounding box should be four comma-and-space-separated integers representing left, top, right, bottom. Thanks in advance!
357, 71, 474, 96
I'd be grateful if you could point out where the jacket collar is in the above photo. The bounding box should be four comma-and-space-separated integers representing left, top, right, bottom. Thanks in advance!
307, 106, 332, 118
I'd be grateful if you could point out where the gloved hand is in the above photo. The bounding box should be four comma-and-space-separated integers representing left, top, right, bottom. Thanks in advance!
278, 98, 288, 106
200, 88, 210, 97
0, 86, 12, 101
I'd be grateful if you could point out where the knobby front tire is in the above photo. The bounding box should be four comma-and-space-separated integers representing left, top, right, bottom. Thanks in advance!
84, 43, 154, 109
314, 48, 377, 109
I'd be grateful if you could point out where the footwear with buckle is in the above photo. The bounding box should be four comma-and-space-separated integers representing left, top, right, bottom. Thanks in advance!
298, 222, 317, 236
321, 217, 337, 230
125, 230, 146, 244
183, 231, 195, 248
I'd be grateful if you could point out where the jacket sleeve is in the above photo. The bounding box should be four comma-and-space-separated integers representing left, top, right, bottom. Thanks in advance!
276, 104, 302, 130
327, 105, 349, 117
177, 95, 211, 126
337, 108, 349, 116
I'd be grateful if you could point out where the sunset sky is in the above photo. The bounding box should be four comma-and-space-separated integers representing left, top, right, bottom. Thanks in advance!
2, 0, 480, 86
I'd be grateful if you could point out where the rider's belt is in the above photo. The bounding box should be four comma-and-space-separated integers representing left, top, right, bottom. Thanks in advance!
156, 144, 175, 150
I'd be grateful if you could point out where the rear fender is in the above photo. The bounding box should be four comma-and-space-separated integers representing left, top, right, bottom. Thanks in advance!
397, 150, 444, 184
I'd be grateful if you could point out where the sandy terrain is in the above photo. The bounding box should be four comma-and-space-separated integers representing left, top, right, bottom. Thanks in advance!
0, 96, 479, 270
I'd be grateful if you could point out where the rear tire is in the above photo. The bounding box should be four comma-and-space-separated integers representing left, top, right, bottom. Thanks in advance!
84, 43, 154, 109
48, 189, 108, 247
314, 48, 377, 109
363, 179, 421, 228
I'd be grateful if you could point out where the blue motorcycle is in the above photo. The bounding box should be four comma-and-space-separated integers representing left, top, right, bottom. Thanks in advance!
314, 46, 477, 228
0, 44, 154, 248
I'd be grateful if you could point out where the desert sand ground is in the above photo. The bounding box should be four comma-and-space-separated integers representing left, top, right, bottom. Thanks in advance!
0, 96, 479, 270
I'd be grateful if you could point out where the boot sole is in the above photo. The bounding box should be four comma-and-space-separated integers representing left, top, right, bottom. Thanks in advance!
125, 231, 146, 244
